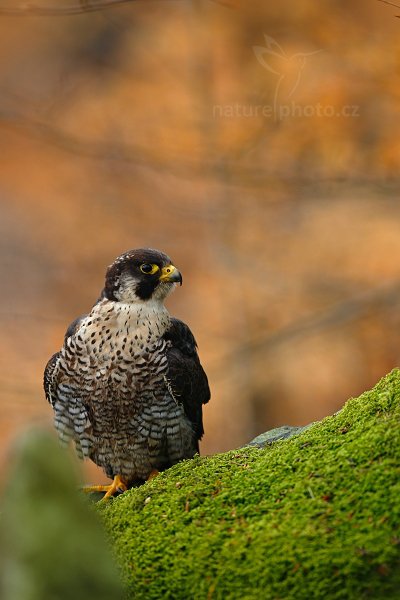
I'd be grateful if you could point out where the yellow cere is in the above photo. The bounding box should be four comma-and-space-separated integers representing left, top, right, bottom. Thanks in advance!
159, 265, 177, 281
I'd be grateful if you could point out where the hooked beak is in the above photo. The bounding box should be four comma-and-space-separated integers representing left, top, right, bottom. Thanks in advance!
159, 264, 182, 286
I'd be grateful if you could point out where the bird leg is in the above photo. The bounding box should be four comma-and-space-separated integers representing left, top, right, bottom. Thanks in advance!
83, 474, 128, 500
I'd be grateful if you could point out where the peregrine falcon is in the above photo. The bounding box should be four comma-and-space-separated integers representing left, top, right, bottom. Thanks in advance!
44, 248, 210, 499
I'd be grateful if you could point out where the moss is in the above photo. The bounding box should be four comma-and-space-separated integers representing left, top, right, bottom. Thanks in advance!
98, 369, 400, 600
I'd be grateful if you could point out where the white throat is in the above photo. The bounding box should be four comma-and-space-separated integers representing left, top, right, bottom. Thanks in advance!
70, 298, 171, 363
113, 298, 170, 332
96, 298, 170, 345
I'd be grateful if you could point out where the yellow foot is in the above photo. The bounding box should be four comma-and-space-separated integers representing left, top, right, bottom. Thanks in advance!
147, 469, 160, 481
83, 474, 128, 501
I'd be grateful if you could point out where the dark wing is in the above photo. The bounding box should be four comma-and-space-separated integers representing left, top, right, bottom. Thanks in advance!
163, 318, 210, 450
63, 313, 87, 341
43, 314, 93, 456
43, 314, 87, 406
43, 352, 60, 407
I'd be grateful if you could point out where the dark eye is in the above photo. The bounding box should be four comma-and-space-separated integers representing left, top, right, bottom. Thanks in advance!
140, 263, 159, 275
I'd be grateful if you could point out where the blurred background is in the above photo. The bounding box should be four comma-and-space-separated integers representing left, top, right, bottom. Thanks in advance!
1, 0, 400, 484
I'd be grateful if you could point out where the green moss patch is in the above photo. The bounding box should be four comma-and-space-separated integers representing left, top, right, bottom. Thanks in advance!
98, 370, 400, 599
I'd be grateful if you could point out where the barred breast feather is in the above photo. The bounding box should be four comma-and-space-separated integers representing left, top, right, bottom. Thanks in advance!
44, 298, 210, 483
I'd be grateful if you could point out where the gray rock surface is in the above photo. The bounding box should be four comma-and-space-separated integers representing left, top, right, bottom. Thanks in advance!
246, 424, 312, 447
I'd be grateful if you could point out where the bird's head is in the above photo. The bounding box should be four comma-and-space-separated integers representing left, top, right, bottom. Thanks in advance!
103, 248, 182, 304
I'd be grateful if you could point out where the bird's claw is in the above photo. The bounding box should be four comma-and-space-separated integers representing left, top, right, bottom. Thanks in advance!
83, 474, 128, 501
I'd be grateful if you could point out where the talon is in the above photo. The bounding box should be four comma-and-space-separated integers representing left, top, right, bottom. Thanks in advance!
83, 474, 127, 501
147, 469, 160, 481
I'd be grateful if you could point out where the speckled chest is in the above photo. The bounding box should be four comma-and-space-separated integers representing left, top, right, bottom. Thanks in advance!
59, 299, 171, 405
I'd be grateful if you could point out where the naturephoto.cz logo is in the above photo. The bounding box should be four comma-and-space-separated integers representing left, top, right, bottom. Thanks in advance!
213, 34, 360, 121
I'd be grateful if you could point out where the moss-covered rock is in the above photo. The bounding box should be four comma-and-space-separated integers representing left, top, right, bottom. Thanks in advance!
99, 370, 400, 600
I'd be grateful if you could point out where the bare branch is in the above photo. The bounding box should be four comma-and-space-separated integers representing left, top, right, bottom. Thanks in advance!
0, 0, 232, 17
211, 281, 400, 375
0, 108, 205, 173
378, 0, 400, 16
1, 114, 395, 190
2, 108, 391, 188
378, 0, 400, 8
0, 0, 209, 17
